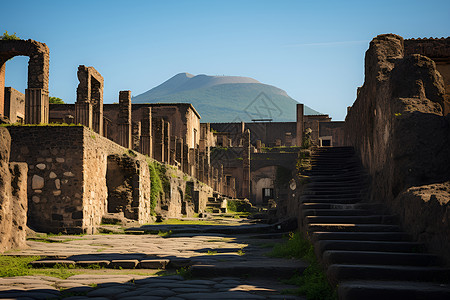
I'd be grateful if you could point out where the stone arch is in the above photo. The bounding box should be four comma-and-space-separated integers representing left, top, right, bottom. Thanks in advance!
0, 39, 50, 124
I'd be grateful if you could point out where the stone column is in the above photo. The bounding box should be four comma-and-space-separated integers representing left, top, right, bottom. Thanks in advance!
91, 78, 103, 136
170, 136, 177, 165
25, 88, 49, 124
132, 121, 141, 151
296, 103, 304, 147
242, 129, 251, 199
218, 164, 224, 195
189, 148, 195, 177
0, 62, 5, 117
230, 177, 236, 198
176, 138, 183, 169
182, 143, 189, 174
152, 117, 164, 162
140, 107, 152, 157
198, 153, 204, 183
164, 121, 170, 164
118, 91, 132, 148
194, 148, 200, 180
285, 132, 292, 146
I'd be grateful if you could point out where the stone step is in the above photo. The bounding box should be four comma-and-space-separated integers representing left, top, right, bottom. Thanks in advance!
302, 198, 362, 204
302, 209, 378, 217
303, 189, 367, 195
338, 280, 450, 300
190, 259, 308, 279
306, 215, 397, 225
310, 175, 368, 183
302, 202, 384, 211
327, 264, 450, 285
308, 223, 400, 232
315, 240, 425, 254
322, 250, 442, 267
311, 231, 410, 242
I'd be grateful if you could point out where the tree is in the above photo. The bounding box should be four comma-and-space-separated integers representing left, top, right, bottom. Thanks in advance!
1, 31, 20, 40
49, 97, 65, 104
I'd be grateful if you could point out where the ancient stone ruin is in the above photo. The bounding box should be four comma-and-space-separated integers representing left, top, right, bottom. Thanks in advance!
0, 39, 49, 124
345, 34, 450, 263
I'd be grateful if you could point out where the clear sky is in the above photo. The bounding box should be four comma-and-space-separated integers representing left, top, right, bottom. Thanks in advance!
2, 0, 449, 120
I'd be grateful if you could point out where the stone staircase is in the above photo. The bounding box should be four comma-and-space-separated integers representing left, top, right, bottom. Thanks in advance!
206, 196, 227, 213
301, 146, 450, 300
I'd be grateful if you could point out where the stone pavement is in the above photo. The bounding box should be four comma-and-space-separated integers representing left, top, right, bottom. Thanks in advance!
1, 219, 307, 299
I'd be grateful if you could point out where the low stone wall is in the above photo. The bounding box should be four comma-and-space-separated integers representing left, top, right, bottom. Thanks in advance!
345, 34, 450, 263
0, 127, 28, 253
8, 126, 152, 233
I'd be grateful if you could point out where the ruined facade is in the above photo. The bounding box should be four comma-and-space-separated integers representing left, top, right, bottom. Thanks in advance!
345, 34, 450, 263
75, 65, 104, 135
0, 39, 49, 124
0, 127, 27, 253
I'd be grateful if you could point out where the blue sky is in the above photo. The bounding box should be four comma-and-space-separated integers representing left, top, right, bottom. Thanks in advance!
2, 0, 449, 120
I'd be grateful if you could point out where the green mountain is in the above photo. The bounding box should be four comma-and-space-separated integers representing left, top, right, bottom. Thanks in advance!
132, 73, 322, 122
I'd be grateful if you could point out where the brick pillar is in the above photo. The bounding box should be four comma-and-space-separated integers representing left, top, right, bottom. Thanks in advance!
195, 148, 200, 180
198, 153, 204, 183
230, 177, 236, 198
176, 138, 183, 169
132, 121, 141, 151
170, 136, 177, 165
212, 167, 218, 191
91, 78, 103, 136
0, 62, 5, 117
140, 107, 152, 157
183, 143, 189, 174
152, 117, 164, 162
285, 132, 292, 146
164, 121, 170, 164
218, 164, 224, 195
118, 90, 132, 148
311, 119, 320, 145
242, 129, 251, 199
25, 88, 49, 124
189, 148, 195, 177
296, 103, 304, 147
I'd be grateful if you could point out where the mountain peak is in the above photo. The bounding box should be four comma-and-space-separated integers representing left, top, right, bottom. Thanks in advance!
132, 73, 322, 122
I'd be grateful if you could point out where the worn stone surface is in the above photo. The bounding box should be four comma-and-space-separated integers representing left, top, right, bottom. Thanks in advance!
0, 127, 28, 253
345, 33, 450, 264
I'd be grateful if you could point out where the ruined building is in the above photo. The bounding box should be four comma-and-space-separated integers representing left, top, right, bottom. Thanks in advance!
345, 34, 450, 263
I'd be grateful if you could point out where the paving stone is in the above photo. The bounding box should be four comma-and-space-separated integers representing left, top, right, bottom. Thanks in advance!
138, 258, 169, 269
134, 278, 180, 285
0, 291, 61, 299
181, 279, 216, 285
165, 297, 185, 300
87, 287, 133, 297
75, 260, 110, 268
110, 259, 139, 269
139, 288, 176, 297
179, 291, 265, 299
121, 297, 163, 300
172, 287, 213, 293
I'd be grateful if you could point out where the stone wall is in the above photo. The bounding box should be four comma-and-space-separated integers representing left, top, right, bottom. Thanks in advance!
4, 87, 25, 123
8, 125, 152, 233
0, 127, 28, 253
345, 34, 450, 263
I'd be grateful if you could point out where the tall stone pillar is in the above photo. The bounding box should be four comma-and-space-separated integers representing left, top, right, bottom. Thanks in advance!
25, 88, 49, 124
194, 148, 200, 180
198, 154, 205, 183
118, 91, 132, 148
218, 164, 224, 195
0, 62, 5, 117
164, 121, 170, 164
242, 129, 251, 199
189, 148, 195, 177
170, 136, 177, 165
230, 177, 236, 198
182, 143, 189, 174
75, 65, 103, 133
140, 107, 152, 157
296, 104, 304, 147
132, 121, 141, 151
176, 138, 183, 169
152, 117, 164, 162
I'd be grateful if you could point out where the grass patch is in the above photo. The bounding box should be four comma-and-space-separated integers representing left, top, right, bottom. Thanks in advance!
207, 250, 218, 255
268, 232, 337, 300
158, 230, 173, 237
154, 219, 222, 225
176, 267, 192, 279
